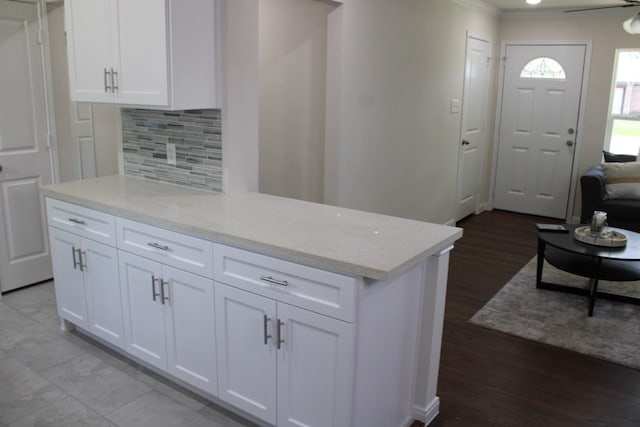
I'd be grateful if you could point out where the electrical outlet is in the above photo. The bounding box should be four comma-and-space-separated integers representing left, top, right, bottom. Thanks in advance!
167, 143, 177, 165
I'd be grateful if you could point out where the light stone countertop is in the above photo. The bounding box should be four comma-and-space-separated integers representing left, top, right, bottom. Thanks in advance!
42, 175, 462, 281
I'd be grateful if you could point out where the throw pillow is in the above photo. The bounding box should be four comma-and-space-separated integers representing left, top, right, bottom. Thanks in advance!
602, 162, 640, 199
603, 150, 638, 163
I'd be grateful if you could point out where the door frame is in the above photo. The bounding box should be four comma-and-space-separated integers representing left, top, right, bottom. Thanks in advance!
489, 40, 592, 222
455, 32, 492, 221
37, 0, 60, 183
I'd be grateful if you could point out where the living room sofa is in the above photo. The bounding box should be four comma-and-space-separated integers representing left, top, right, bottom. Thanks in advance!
580, 164, 640, 233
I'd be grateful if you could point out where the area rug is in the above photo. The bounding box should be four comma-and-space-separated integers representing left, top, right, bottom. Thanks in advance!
469, 257, 640, 370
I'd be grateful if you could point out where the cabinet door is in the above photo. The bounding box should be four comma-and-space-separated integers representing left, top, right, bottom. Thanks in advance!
119, 251, 166, 370
163, 266, 217, 395
277, 304, 355, 427
215, 283, 277, 424
82, 239, 124, 348
115, 0, 169, 105
49, 228, 87, 328
65, 0, 115, 102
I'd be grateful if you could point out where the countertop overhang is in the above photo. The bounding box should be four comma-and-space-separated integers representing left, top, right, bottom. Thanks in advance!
42, 175, 462, 281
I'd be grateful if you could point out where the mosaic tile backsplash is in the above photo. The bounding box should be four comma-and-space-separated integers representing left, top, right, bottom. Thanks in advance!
122, 108, 223, 192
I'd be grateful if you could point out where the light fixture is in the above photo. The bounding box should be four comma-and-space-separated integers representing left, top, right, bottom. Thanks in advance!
623, 12, 640, 35
526, 0, 542, 5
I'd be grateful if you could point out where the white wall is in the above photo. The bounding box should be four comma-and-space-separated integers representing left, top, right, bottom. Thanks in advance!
259, 0, 335, 203
325, 0, 499, 224
500, 9, 640, 218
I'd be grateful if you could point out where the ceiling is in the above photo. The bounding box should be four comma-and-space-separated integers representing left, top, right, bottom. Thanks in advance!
481, 0, 636, 10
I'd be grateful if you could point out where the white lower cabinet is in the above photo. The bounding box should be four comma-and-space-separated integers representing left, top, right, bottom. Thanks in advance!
215, 282, 354, 427
49, 227, 124, 348
118, 250, 217, 396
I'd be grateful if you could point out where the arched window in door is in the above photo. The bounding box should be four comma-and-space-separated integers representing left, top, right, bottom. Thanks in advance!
520, 57, 566, 79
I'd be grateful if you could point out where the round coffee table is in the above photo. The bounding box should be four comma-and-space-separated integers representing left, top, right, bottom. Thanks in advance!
536, 224, 640, 316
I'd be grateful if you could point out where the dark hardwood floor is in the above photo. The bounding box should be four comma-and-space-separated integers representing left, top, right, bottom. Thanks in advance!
413, 210, 640, 427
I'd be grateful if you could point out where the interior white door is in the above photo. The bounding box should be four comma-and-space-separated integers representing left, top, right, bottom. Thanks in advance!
70, 103, 96, 179
0, 0, 54, 293
456, 36, 491, 221
493, 44, 586, 218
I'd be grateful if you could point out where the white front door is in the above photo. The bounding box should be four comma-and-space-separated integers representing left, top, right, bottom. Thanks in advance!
456, 36, 491, 221
0, 0, 54, 293
493, 44, 586, 218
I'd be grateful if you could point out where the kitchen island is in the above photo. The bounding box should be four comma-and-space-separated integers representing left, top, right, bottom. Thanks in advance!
43, 175, 462, 427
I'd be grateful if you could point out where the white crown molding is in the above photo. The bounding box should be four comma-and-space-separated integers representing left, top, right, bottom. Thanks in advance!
450, 0, 500, 16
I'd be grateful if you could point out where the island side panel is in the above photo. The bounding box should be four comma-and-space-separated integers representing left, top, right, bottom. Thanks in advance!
413, 246, 454, 424
352, 262, 424, 427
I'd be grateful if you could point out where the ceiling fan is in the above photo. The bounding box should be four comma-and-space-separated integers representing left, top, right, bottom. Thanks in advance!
564, 0, 640, 34
564, 0, 640, 13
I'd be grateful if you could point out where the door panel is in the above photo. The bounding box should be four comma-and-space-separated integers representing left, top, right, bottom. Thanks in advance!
65, 0, 114, 102
49, 228, 86, 327
164, 266, 217, 395
215, 283, 277, 424
0, 1, 53, 292
119, 251, 166, 370
494, 44, 586, 218
456, 36, 491, 221
84, 240, 123, 348
116, 0, 168, 105
277, 303, 354, 427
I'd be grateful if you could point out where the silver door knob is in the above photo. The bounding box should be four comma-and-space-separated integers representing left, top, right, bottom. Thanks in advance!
566, 140, 574, 147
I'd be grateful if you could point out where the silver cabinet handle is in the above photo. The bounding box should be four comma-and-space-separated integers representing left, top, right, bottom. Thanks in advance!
111, 68, 118, 92
79, 250, 87, 272
260, 276, 288, 287
276, 319, 285, 350
160, 279, 170, 305
462, 139, 470, 146
104, 68, 111, 92
68, 218, 87, 225
263, 315, 272, 345
151, 275, 160, 302
0, 165, 3, 172
148, 242, 169, 251
72, 247, 80, 270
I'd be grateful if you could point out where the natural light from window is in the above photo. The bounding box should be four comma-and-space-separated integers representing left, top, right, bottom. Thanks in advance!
606, 50, 640, 156
520, 57, 566, 79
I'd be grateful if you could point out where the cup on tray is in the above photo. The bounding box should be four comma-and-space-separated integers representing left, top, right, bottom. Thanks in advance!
590, 211, 607, 236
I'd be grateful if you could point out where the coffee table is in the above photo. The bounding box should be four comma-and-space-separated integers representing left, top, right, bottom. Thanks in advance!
536, 224, 640, 316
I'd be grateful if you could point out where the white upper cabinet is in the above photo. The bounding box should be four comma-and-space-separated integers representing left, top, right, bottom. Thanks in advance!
65, 0, 218, 109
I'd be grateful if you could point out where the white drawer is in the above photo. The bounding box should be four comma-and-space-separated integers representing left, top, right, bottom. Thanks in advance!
116, 217, 213, 278
46, 198, 116, 246
214, 244, 357, 322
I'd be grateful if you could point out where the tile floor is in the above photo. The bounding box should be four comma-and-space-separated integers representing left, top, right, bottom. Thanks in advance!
0, 281, 255, 427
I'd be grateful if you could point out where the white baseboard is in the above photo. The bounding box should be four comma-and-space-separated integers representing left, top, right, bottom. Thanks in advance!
413, 397, 440, 425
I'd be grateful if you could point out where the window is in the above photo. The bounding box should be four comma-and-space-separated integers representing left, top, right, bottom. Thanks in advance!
520, 57, 566, 79
605, 50, 640, 156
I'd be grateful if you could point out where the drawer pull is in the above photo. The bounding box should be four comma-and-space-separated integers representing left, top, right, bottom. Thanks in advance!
68, 218, 87, 225
263, 315, 272, 345
276, 319, 285, 350
148, 242, 170, 251
260, 276, 288, 287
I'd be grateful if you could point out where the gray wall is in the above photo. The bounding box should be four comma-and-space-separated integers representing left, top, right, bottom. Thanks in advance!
258, 0, 336, 203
